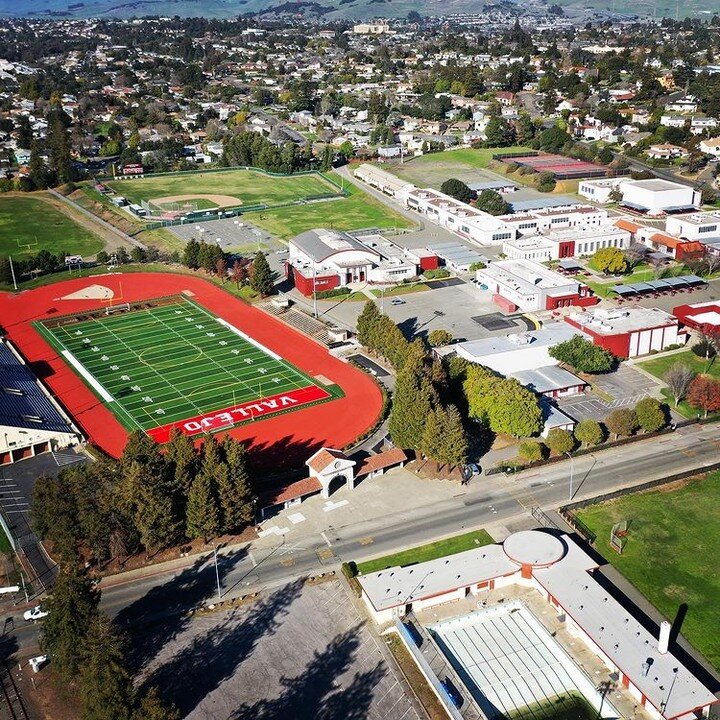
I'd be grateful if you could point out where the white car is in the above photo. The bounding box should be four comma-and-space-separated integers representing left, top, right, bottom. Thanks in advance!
23, 606, 48, 622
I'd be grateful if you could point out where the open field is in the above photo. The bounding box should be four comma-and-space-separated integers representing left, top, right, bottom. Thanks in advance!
575, 472, 720, 671
37, 297, 340, 440
107, 168, 339, 207
0, 194, 105, 260
243, 173, 413, 239
638, 350, 719, 418
357, 529, 494, 575
382, 146, 534, 189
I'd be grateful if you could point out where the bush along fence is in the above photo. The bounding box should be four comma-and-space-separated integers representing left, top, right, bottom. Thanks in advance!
559, 460, 720, 547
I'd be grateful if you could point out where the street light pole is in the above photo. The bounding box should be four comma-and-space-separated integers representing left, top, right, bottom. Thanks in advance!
9, 256, 17, 291
211, 541, 222, 602
565, 451, 574, 502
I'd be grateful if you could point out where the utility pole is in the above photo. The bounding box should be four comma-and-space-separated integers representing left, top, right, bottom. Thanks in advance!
8, 256, 17, 291
211, 541, 222, 602
565, 451, 574, 502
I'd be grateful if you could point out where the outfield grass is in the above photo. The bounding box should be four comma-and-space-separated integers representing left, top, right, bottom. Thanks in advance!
107, 168, 339, 207
0, 194, 105, 260
575, 472, 720, 670
243, 173, 413, 239
357, 529, 494, 575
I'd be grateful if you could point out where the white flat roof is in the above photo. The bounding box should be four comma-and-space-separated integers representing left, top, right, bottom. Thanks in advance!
628, 179, 689, 193
357, 544, 517, 612
569, 307, 676, 335
359, 531, 718, 720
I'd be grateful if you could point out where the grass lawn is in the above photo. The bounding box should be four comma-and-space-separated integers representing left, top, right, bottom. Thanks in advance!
356, 529, 494, 575
575, 472, 720, 671
106, 168, 338, 207
0, 526, 12, 554
243, 173, 413, 239
638, 350, 719, 418
383, 146, 534, 189
0, 194, 105, 260
370, 282, 430, 298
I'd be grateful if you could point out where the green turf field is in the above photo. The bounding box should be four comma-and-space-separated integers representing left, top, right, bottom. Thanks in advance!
0, 194, 105, 260
36, 298, 340, 437
243, 173, 413, 239
107, 169, 340, 207
575, 472, 720, 671
381, 146, 534, 190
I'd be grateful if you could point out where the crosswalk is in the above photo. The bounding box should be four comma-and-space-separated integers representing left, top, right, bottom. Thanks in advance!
52, 451, 86, 467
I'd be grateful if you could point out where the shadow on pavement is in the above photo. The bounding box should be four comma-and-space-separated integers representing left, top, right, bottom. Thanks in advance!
142, 578, 305, 717
115, 547, 248, 673
230, 624, 386, 720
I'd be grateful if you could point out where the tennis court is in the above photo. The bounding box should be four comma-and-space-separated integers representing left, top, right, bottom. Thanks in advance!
35, 297, 340, 442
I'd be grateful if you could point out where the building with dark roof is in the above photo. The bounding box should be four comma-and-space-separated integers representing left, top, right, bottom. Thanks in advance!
0, 340, 80, 465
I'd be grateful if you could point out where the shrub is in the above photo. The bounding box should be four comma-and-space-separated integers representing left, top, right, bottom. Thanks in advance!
536, 171, 557, 192
424, 268, 451, 280
545, 428, 574, 455
518, 441, 545, 462
574, 419, 604, 447
634, 397, 666, 433
315, 287, 350, 299
428, 329, 453, 347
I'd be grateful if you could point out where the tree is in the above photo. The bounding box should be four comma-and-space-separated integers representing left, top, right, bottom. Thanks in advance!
549, 335, 615, 372
475, 189, 510, 216
130, 247, 146, 263
592, 247, 628, 275
41, 565, 100, 681
536, 171, 556, 192
546, 428, 574, 455
389, 341, 435, 449
518, 441, 544, 462
574, 419, 604, 447
79, 614, 134, 720
440, 178, 473, 203
231, 259, 248, 288
428, 329, 453, 347
635, 397, 666, 433
686, 375, 720, 418
484, 117, 515, 147
250, 251, 274, 296
134, 479, 179, 557
183, 239, 201, 269
422, 404, 467, 466
164, 429, 198, 519
664, 363, 695, 407
185, 469, 220, 542
216, 257, 227, 280
132, 688, 180, 720
357, 300, 382, 348
605, 408, 638, 439
486, 378, 542, 437
221, 436, 255, 531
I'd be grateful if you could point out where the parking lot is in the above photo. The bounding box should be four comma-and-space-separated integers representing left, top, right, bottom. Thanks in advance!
557, 364, 665, 423
169, 216, 286, 254
313, 281, 528, 343
135, 578, 421, 720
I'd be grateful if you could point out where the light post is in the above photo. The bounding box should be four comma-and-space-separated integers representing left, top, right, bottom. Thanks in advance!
565, 451, 574, 502
211, 541, 222, 602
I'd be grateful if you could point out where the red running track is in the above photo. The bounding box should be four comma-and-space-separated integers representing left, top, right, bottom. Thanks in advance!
0, 273, 383, 468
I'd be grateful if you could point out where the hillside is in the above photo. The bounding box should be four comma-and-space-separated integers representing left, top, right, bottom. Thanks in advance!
0, 0, 715, 20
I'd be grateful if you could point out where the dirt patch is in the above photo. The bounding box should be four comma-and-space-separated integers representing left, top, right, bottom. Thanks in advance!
153, 193, 241, 208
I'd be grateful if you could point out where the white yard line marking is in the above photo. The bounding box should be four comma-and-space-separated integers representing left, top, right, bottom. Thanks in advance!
61, 350, 114, 402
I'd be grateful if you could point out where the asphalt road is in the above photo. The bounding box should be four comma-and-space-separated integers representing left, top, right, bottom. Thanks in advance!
98, 422, 720, 621
8, 423, 720, 662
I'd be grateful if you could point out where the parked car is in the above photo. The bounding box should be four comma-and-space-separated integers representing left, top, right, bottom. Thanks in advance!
23, 606, 48, 622
391, 298, 405, 305
441, 677, 464, 708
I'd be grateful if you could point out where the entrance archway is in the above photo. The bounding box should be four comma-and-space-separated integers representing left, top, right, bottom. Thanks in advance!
327, 474, 348, 496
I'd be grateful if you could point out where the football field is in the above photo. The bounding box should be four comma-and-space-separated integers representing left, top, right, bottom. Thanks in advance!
36, 297, 340, 442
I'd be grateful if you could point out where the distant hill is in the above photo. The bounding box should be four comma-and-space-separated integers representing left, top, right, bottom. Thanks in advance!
0, 0, 715, 20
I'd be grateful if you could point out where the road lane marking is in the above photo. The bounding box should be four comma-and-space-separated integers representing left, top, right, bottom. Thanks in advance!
320, 531, 332, 547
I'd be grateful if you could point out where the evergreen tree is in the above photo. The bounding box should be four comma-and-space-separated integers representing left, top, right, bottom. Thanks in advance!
186, 468, 220, 542
250, 251, 274, 296
389, 341, 435, 449
421, 407, 443, 460
165, 430, 198, 519
134, 481, 179, 557
183, 239, 201, 269
439, 404, 468, 466
221, 436, 255, 531
28, 141, 49, 190
41, 565, 100, 682
48, 113, 73, 185
132, 688, 180, 720
356, 300, 382, 348
79, 615, 134, 720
